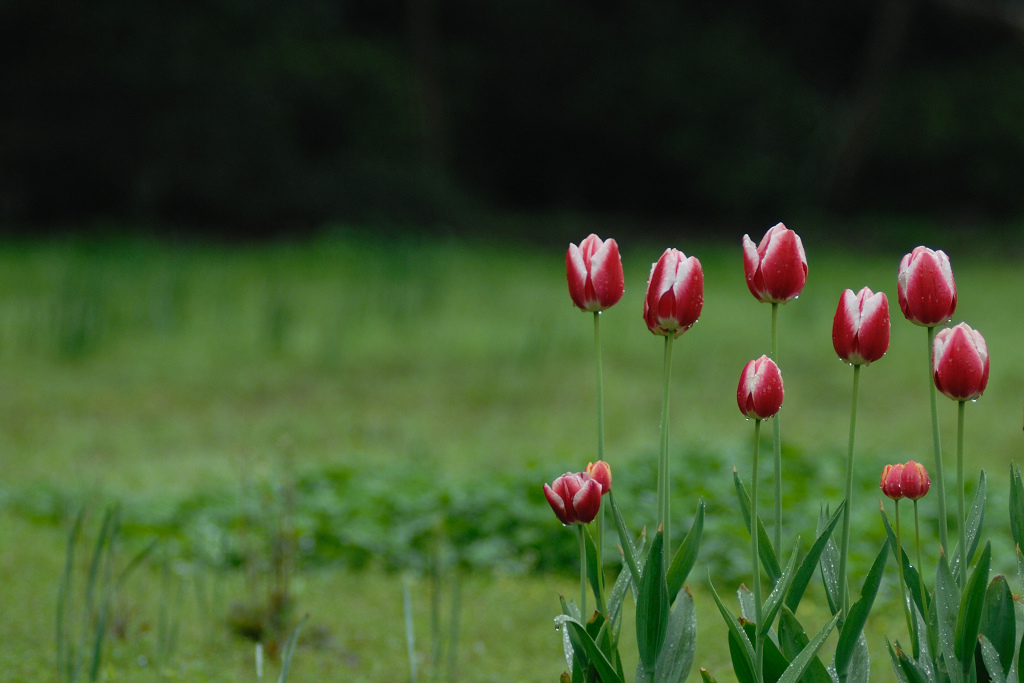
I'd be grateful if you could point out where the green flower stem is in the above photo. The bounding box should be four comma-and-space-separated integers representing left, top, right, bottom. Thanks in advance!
927, 325, 949, 554
751, 418, 765, 683
658, 334, 675, 551
913, 500, 923, 583
577, 525, 587, 618
895, 501, 916, 651
593, 312, 605, 576
838, 363, 861, 619
957, 399, 966, 588
771, 303, 782, 553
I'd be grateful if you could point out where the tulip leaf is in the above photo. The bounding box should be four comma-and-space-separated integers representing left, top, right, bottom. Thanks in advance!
879, 506, 928, 620
760, 538, 801, 641
776, 607, 833, 683
935, 551, 964, 683
737, 584, 755, 623
727, 627, 758, 683
785, 501, 844, 614
666, 500, 704, 601
886, 637, 930, 683
607, 491, 643, 594
708, 572, 755, 676
775, 611, 842, 683
654, 586, 697, 683
733, 469, 782, 585
605, 562, 634, 644
699, 668, 719, 683
1012, 465, 1024, 552
741, 620, 789, 683
955, 541, 991, 676
979, 634, 1008, 683
834, 541, 887, 678
951, 470, 986, 580
980, 574, 1015, 678
565, 618, 625, 683
816, 504, 842, 617
583, 525, 606, 615
636, 530, 669, 676
845, 633, 870, 683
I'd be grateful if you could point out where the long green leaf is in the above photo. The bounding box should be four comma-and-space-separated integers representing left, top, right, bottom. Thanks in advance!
886, 638, 929, 683
980, 574, 1015, 678
879, 505, 928, 619
734, 469, 782, 585
655, 587, 697, 683
935, 552, 963, 683
277, 614, 309, 683
666, 500, 705, 600
776, 611, 842, 683
727, 628, 758, 683
979, 634, 1008, 683
785, 502, 844, 613
742, 621, 789, 683
607, 491, 643, 592
699, 668, 719, 683
955, 541, 991, 676
761, 538, 801, 641
708, 572, 755, 676
1011, 465, 1024, 552
834, 541, 888, 677
636, 530, 669, 675
566, 620, 625, 683
584, 525, 606, 615
951, 471, 986, 580
776, 607, 832, 683
816, 505, 842, 616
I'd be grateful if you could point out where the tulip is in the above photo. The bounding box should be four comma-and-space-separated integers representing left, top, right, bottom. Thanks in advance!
832, 287, 890, 365
566, 235, 624, 312
643, 248, 704, 337
737, 356, 784, 420
901, 461, 930, 500
742, 223, 808, 304
933, 323, 989, 402
897, 246, 957, 327
585, 460, 612, 494
881, 463, 905, 500
543, 472, 602, 525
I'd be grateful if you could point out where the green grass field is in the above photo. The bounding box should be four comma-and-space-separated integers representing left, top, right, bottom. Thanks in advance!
1, 231, 1022, 682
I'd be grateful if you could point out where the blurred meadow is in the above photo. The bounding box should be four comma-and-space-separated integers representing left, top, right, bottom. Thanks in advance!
1, 229, 1023, 681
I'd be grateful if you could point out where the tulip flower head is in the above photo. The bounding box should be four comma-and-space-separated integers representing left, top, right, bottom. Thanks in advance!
566, 234, 625, 312
880, 463, 905, 500
900, 460, 930, 500
643, 248, 704, 337
933, 323, 989, 402
736, 356, 784, 420
897, 246, 957, 327
832, 287, 890, 365
543, 472, 602, 525
742, 223, 808, 304
585, 460, 612, 494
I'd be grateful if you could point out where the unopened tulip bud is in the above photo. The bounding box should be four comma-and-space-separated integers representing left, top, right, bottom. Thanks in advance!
832, 287, 890, 365
643, 248, 704, 337
543, 472, 602, 525
737, 356, 784, 420
881, 463, 905, 500
566, 235, 625, 312
897, 246, 957, 327
742, 223, 808, 304
933, 323, 989, 402
585, 460, 612, 494
900, 461, 930, 500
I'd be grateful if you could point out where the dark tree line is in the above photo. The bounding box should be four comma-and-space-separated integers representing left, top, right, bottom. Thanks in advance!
1, 0, 1023, 236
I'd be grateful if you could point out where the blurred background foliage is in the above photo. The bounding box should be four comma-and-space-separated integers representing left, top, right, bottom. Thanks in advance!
2, 0, 1024, 237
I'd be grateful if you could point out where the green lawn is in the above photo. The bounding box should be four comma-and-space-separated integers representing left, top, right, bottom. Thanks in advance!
1, 232, 1021, 681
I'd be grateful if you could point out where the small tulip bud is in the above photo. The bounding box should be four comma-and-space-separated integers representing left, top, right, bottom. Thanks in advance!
585, 460, 612, 494
742, 223, 808, 304
643, 248, 704, 338
736, 356, 784, 420
566, 235, 625, 312
881, 463, 905, 500
900, 461, 930, 500
543, 472, 602, 525
897, 246, 957, 327
933, 322, 989, 402
832, 287, 890, 365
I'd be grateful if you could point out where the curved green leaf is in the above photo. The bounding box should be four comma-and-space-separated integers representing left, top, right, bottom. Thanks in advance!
816, 505, 842, 616
566, 619, 625, 683
785, 502, 844, 613
979, 634, 1008, 683
777, 607, 832, 683
955, 541, 991, 676
761, 538, 801, 641
834, 541, 887, 677
885, 637, 929, 683
708, 572, 755, 677
951, 471, 986, 580
734, 468, 781, 585
980, 574, 1015, 678
637, 530, 669, 675
667, 500, 704, 600
655, 587, 697, 683
1010, 464, 1024, 553
776, 611, 842, 683
935, 552, 963, 683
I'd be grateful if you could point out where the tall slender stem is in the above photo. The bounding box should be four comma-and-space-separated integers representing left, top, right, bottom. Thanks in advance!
927, 325, 949, 553
593, 312, 605, 575
771, 303, 782, 553
957, 399, 966, 588
838, 363, 861, 619
895, 501, 916, 650
658, 334, 675, 550
751, 419, 764, 683
578, 525, 588, 618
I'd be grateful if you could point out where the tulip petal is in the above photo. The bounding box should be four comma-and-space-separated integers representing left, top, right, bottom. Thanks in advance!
544, 483, 572, 525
